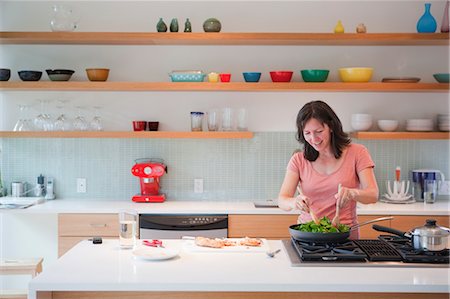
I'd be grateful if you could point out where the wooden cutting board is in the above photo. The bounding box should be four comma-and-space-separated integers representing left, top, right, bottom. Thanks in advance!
182, 238, 269, 253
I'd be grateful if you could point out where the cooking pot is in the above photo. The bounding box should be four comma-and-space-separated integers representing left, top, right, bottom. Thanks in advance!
373, 219, 450, 251
289, 216, 392, 243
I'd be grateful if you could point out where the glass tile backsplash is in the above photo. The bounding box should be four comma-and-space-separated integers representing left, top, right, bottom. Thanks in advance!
0, 133, 448, 201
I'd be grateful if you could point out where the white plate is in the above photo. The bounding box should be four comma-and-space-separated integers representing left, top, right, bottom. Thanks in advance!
132, 247, 179, 261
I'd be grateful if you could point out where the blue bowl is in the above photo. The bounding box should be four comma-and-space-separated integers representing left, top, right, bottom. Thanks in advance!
433, 73, 449, 83
18, 70, 42, 81
0, 68, 11, 81
243, 72, 261, 82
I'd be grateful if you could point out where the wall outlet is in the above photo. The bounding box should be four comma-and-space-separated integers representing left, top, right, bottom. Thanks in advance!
194, 178, 203, 193
439, 180, 450, 196
77, 178, 87, 193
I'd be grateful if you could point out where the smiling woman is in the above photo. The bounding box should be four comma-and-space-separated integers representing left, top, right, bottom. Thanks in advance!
277, 101, 379, 240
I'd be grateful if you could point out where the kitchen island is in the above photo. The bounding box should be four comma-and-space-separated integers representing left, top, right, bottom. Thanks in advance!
29, 239, 449, 299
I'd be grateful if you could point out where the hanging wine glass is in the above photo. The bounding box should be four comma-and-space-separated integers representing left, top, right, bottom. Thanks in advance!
13, 104, 33, 131
73, 106, 88, 131
54, 99, 73, 131
90, 106, 104, 131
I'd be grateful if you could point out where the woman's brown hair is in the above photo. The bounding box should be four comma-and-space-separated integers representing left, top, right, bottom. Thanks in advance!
296, 100, 351, 161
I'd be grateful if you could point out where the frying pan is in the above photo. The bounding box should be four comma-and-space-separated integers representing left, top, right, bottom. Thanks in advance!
289, 216, 393, 242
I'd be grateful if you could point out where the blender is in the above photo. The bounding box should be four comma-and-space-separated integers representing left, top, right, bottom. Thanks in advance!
131, 158, 167, 203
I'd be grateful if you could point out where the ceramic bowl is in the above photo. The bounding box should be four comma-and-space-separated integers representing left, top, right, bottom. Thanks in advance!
86, 68, 110, 81
270, 71, 293, 82
300, 69, 329, 82
433, 73, 450, 83
46, 69, 75, 81
351, 114, 373, 131
377, 120, 399, 132
339, 67, 373, 82
0, 68, 11, 81
18, 70, 42, 81
243, 72, 261, 82
147, 121, 159, 131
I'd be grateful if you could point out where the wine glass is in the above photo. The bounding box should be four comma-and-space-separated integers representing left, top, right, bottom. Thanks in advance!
73, 106, 88, 131
90, 106, 103, 131
13, 104, 33, 131
33, 99, 54, 131
54, 99, 73, 131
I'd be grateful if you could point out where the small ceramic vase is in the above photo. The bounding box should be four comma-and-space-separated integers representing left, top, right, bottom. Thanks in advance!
417, 3, 437, 33
156, 18, 167, 32
441, 1, 449, 33
203, 18, 221, 32
334, 20, 344, 33
356, 23, 367, 33
184, 18, 192, 32
170, 18, 179, 32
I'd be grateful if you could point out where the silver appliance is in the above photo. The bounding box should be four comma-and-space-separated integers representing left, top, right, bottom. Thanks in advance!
139, 214, 227, 239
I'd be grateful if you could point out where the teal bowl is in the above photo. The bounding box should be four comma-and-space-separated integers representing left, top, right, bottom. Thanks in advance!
433, 73, 450, 83
300, 69, 329, 82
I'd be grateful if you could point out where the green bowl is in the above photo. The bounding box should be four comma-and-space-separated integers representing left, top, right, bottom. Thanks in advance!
433, 73, 450, 83
300, 69, 329, 82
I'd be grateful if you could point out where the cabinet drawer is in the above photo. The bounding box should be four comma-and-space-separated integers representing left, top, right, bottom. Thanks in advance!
390, 215, 450, 231
357, 215, 391, 239
228, 214, 298, 239
58, 213, 119, 237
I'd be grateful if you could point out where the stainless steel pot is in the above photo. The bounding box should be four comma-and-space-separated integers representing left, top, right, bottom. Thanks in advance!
373, 219, 450, 251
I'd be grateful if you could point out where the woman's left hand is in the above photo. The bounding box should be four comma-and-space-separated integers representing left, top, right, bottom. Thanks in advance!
335, 186, 359, 208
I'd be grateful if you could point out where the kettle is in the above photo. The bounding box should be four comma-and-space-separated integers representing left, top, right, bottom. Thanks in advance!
411, 169, 445, 201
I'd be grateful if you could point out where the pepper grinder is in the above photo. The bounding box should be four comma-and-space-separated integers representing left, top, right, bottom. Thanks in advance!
34, 174, 45, 197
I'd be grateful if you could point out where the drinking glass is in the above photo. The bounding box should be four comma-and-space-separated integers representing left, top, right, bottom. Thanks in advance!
90, 106, 103, 131
207, 109, 219, 131
119, 210, 137, 249
73, 106, 89, 131
237, 108, 248, 131
221, 108, 234, 131
190, 112, 204, 131
424, 179, 438, 204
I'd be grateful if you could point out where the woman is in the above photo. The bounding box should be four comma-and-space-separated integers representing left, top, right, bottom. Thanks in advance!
278, 100, 378, 239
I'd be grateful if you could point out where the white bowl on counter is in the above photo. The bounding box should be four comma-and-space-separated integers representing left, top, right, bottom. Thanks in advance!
351, 114, 373, 131
377, 120, 399, 132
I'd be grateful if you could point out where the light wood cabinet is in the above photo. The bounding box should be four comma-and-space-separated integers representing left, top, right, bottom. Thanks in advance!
58, 213, 119, 257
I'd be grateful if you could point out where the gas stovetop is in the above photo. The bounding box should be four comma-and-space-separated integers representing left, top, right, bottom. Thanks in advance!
282, 236, 449, 268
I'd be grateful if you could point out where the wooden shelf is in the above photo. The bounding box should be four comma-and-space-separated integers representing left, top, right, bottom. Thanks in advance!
1, 82, 448, 92
0, 131, 253, 139
350, 131, 450, 140
0, 32, 448, 46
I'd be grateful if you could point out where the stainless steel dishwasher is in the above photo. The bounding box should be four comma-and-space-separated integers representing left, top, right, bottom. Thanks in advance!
139, 214, 228, 239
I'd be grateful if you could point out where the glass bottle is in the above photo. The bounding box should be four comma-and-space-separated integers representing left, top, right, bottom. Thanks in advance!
184, 18, 192, 32
156, 18, 167, 32
50, 5, 77, 32
417, 3, 437, 33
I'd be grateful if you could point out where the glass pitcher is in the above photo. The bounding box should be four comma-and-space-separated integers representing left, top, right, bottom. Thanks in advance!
50, 5, 77, 32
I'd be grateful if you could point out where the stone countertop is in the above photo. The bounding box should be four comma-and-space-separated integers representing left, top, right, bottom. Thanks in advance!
2, 198, 449, 215
28, 239, 450, 299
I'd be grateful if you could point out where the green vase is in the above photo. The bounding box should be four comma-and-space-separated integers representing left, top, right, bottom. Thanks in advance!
156, 18, 167, 32
170, 18, 179, 32
184, 18, 192, 32
203, 18, 221, 32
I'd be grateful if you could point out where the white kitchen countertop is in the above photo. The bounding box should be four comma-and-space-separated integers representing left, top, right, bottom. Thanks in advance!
2, 198, 449, 215
28, 239, 450, 298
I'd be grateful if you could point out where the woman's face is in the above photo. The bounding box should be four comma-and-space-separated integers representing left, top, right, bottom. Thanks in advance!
303, 118, 331, 152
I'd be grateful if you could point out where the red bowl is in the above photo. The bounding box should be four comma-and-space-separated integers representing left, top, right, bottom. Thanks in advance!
270, 71, 293, 82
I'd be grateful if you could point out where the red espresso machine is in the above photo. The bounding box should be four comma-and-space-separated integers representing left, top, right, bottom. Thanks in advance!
131, 158, 167, 203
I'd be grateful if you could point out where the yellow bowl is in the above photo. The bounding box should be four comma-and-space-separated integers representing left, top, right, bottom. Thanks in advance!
339, 67, 373, 82
86, 68, 110, 81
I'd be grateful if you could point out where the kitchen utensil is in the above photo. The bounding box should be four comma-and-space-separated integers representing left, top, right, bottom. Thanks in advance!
0, 68, 11, 81
46, 69, 74, 81
86, 68, 109, 81
433, 73, 450, 83
381, 77, 420, 83
300, 69, 329, 82
339, 67, 373, 82
385, 180, 411, 201
296, 185, 319, 225
270, 71, 293, 82
18, 70, 42, 81
219, 73, 231, 82
411, 169, 445, 201
147, 121, 159, 131
207, 72, 219, 83
373, 219, 450, 251
132, 121, 146, 131
142, 239, 164, 248
266, 249, 281, 258
131, 158, 167, 203
289, 216, 393, 242
243, 72, 261, 82
119, 209, 138, 249
331, 184, 341, 226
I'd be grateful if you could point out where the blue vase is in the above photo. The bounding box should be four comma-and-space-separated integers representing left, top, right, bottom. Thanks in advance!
417, 3, 437, 33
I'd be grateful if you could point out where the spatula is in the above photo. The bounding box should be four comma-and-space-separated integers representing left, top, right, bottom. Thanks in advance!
297, 184, 320, 225
331, 183, 342, 227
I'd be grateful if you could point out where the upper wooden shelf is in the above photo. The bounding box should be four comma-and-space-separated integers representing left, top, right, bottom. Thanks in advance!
0, 32, 448, 46
0, 82, 448, 92
350, 131, 450, 140
0, 131, 254, 139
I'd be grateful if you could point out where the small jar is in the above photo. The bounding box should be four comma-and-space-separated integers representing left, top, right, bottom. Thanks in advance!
190, 112, 204, 131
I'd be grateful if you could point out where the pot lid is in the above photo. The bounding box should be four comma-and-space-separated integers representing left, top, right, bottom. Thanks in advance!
413, 219, 450, 237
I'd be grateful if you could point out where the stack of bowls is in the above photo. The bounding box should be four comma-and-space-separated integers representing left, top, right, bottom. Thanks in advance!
406, 119, 434, 131
351, 114, 373, 131
437, 114, 449, 131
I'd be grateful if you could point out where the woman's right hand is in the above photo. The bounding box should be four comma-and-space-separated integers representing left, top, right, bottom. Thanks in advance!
294, 194, 311, 213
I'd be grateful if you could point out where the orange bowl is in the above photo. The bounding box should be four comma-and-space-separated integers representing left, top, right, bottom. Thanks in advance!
86, 68, 110, 81
270, 71, 293, 82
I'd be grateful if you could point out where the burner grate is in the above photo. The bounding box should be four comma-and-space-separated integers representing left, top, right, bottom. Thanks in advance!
353, 239, 403, 261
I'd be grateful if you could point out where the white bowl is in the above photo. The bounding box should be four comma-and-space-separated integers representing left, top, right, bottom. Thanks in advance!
351, 113, 372, 121
351, 119, 373, 131
377, 120, 399, 132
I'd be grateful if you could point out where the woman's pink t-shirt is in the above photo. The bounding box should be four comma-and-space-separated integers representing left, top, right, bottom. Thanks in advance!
287, 143, 375, 239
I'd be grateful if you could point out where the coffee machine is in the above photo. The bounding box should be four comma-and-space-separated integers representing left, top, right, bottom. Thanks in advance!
131, 158, 167, 203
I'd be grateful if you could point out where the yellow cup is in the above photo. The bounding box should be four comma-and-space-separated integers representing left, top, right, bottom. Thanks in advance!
208, 72, 219, 83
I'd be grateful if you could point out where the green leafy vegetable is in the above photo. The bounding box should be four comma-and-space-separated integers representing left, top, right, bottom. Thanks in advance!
293, 216, 350, 233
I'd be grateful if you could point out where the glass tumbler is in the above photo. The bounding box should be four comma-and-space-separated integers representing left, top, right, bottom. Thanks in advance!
221, 108, 234, 131
190, 112, 204, 131
237, 108, 248, 131
119, 210, 137, 249
424, 179, 438, 204
207, 109, 219, 131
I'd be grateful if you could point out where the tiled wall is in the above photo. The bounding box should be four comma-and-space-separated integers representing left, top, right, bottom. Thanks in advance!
0, 133, 448, 201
